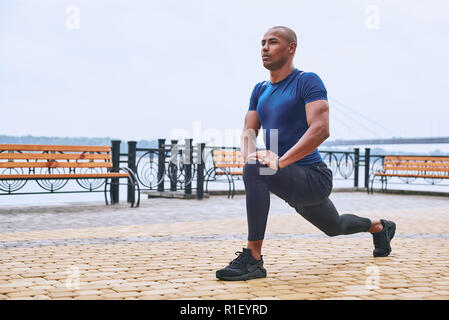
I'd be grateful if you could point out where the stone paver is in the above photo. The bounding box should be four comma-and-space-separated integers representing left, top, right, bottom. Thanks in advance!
0, 192, 448, 300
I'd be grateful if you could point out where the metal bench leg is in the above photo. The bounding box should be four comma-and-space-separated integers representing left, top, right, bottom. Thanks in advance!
226, 172, 232, 199
104, 169, 140, 208
104, 176, 120, 206
130, 171, 140, 208
134, 175, 141, 208
122, 168, 140, 208
204, 167, 214, 194
104, 177, 110, 205
231, 175, 236, 198
126, 176, 136, 208
381, 176, 387, 193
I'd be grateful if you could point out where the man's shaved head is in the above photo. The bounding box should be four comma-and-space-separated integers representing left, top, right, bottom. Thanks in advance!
267, 26, 297, 44
261, 26, 297, 71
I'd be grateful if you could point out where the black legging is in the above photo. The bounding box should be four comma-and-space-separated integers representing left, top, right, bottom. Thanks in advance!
243, 160, 371, 241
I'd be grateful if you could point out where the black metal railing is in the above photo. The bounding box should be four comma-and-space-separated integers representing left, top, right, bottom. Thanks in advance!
12, 139, 446, 204
201, 146, 378, 192
116, 139, 207, 202
116, 140, 449, 202
319, 148, 391, 190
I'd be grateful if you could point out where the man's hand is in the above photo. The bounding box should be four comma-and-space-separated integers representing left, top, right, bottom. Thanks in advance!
247, 150, 280, 171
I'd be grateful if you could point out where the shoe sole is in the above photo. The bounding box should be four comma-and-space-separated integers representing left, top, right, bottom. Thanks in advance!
373, 221, 396, 257
216, 269, 267, 281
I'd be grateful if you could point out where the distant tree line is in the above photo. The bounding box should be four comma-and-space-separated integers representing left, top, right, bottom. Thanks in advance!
0, 135, 157, 153
0, 135, 447, 156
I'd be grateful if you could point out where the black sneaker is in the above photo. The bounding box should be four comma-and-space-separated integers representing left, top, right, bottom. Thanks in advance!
372, 219, 396, 257
216, 248, 267, 281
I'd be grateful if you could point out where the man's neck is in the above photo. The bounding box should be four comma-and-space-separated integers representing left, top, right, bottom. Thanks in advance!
269, 64, 296, 83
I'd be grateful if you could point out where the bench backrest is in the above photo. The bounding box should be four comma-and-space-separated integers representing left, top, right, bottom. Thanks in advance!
383, 156, 449, 174
0, 144, 113, 170
212, 149, 244, 175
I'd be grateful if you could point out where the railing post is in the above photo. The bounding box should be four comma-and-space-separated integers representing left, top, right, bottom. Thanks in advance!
354, 148, 360, 188
170, 139, 178, 192
184, 138, 193, 195
196, 142, 205, 200
157, 139, 165, 192
364, 148, 371, 190
110, 140, 121, 204
127, 141, 137, 204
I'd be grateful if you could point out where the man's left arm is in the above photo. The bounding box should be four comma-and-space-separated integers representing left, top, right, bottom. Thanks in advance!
278, 99, 330, 168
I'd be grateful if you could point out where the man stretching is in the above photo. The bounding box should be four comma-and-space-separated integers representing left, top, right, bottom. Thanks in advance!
216, 26, 396, 281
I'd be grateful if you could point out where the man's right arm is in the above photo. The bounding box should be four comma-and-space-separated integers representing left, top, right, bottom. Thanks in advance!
241, 111, 261, 163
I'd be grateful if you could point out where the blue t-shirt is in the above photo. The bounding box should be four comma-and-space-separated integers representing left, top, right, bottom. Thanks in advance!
248, 68, 327, 166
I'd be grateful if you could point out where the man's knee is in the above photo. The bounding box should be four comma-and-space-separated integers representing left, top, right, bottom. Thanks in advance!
322, 216, 343, 237
300, 204, 342, 237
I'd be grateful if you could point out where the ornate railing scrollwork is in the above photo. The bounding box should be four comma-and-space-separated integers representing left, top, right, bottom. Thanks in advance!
136, 151, 163, 189
75, 167, 107, 191
0, 168, 27, 193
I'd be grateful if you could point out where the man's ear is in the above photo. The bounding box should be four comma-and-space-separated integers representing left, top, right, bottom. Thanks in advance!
288, 42, 297, 55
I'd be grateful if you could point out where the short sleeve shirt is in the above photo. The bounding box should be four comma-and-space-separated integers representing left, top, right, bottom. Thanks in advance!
248, 69, 327, 166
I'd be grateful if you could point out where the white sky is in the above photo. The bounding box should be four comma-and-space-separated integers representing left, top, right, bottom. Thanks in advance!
1, 0, 449, 147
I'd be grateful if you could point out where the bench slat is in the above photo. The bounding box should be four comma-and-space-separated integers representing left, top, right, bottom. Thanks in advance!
0, 144, 111, 152
0, 173, 129, 180
214, 163, 245, 168
215, 171, 243, 175
0, 162, 112, 169
375, 173, 449, 179
385, 159, 449, 164
384, 161, 449, 168
383, 166, 449, 172
378, 155, 449, 181
213, 156, 244, 162
0, 153, 111, 160
212, 151, 245, 173
384, 156, 449, 162
212, 150, 241, 156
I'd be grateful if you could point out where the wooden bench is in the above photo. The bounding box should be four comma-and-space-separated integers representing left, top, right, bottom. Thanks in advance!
0, 144, 140, 207
205, 149, 244, 198
370, 155, 449, 194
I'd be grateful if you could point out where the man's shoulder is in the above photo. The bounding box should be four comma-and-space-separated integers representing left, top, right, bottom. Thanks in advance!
298, 71, 324, 83
251, 80, 269, 97
283, 70, 322, 86
253, 80, 269, 90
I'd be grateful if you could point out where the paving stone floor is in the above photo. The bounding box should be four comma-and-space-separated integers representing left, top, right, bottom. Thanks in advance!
0, 192, 448, 300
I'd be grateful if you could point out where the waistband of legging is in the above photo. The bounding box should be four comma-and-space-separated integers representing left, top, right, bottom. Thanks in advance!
295, 160, 327, 168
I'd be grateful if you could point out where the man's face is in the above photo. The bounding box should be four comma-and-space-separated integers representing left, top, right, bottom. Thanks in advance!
261, 29, 294, 71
